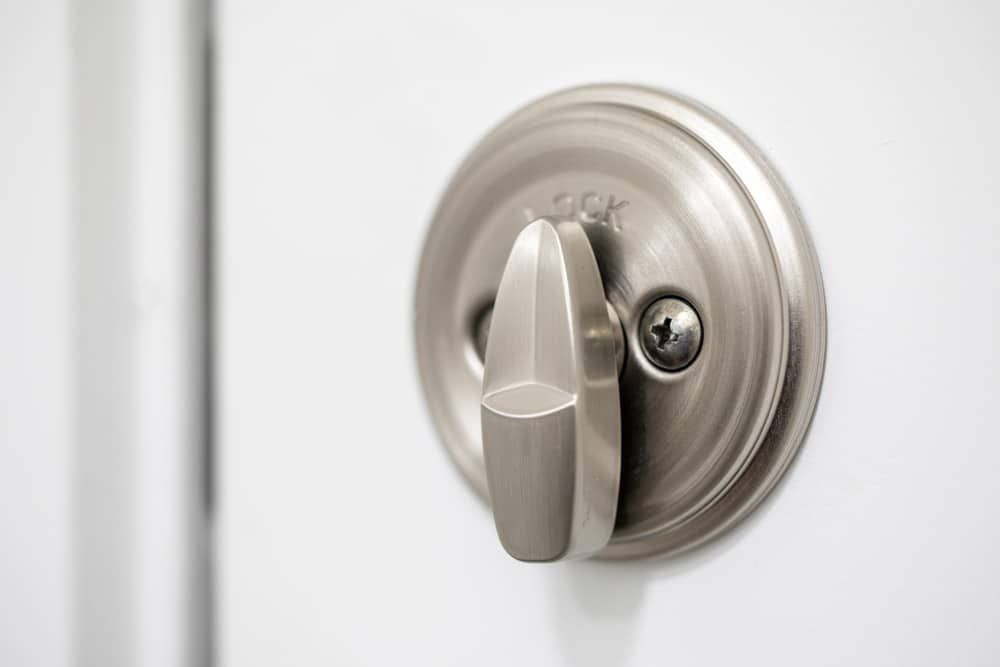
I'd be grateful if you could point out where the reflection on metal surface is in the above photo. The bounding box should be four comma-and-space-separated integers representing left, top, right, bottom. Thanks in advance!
481, 220, 621, 561
414, 84, 826, 559
639, 297, 703, 372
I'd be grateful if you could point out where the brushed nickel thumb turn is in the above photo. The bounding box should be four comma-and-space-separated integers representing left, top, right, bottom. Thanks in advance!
481, 218, 621, 561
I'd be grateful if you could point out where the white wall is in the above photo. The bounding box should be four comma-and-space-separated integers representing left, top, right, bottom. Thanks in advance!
219, 1, 1000, 666
0, 3, 72, 666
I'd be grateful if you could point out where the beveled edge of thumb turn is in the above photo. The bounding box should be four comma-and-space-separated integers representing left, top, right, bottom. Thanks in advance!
481, 219, 621, 562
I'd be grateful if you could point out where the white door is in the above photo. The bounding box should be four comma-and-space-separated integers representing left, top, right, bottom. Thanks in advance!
218, 2, 1000, 665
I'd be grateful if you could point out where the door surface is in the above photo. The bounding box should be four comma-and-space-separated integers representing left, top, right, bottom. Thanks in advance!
218, 2, 1000, 665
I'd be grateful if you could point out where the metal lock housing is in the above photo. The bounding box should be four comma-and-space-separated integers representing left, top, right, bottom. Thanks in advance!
414, 84, 826, 560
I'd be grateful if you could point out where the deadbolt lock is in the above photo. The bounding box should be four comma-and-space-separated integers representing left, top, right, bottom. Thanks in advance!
415, 84, 826, 560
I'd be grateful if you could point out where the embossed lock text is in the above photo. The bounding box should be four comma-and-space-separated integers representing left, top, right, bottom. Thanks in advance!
524, 192, 629, 232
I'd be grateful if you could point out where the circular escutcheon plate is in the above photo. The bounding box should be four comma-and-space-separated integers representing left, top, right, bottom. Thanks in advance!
414, 84, 826, 559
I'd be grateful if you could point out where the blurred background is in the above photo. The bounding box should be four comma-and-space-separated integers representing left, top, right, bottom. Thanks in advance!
3, 1, 999, 666
2, 2, 211, 665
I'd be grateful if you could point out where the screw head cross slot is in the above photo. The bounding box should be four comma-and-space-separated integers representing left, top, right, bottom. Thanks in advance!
640, 297, 703, 371
650, 316, 680, 349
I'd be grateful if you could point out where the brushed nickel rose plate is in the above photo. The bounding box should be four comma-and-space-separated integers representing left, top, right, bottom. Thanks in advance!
414, 84, 826, 560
